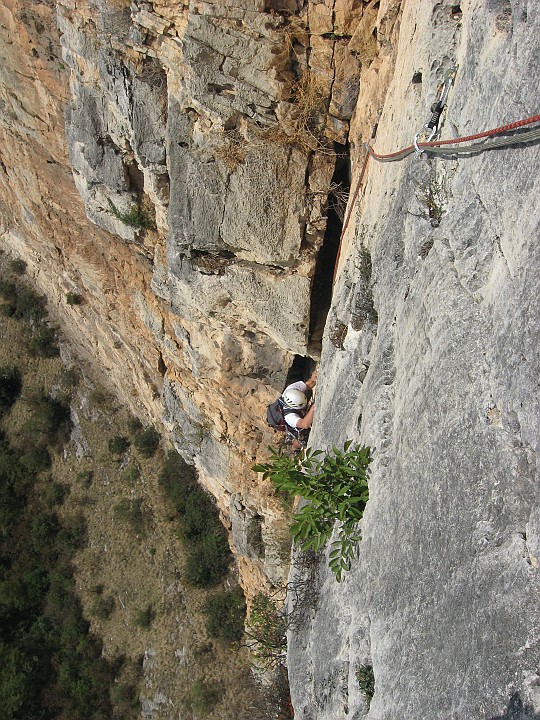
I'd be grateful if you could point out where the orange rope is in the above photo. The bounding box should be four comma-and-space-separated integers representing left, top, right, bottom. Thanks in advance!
369, 113, 540, 160
332, 147, 370, 282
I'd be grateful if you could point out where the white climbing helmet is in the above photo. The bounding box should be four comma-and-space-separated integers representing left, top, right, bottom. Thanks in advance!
281, 388, 307, 410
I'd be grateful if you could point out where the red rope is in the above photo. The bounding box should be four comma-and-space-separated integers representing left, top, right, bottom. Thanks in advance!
369, 113, 540, 159
333, 148, 370, 282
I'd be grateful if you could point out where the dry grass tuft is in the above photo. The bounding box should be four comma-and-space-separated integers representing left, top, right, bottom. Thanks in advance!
272, 14, 309, 68
214, 130, 246, 171
261, 71, 332, 154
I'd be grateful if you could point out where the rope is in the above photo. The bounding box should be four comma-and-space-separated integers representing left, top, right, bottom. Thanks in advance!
332, 113, 540, 281
333, 146, 370, 282
368, 113, 540, 162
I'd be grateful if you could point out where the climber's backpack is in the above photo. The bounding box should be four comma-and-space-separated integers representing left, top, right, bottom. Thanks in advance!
266, 398, 287, 433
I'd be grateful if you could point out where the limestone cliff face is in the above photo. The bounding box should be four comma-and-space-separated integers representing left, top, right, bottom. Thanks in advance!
288, 1, 540, 719
1, 0, 539, 717
0, 0, 367, 594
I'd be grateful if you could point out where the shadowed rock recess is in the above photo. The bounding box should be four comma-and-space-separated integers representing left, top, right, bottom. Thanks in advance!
0, 0, 539, 718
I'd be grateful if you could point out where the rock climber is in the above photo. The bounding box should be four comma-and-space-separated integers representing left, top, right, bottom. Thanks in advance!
281, 369, 318, 450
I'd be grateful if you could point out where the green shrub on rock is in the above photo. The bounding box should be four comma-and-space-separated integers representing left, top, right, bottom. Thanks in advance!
254, 441, 372, 581
356, 664, 375, 707
10, 259, 27, 276
19, 447, 52, 475
22, 394, 71, 447
246, 592, 287, 668
187, 679, 219, 715
65, 292, 82, 306
108, 435, 130, 455
133, 606, 154, 629
0, 366, 22, 417
0, 280, 46, 323
158, 450, 197, 514
185, 532, 230, 588
29, 324, 59, 358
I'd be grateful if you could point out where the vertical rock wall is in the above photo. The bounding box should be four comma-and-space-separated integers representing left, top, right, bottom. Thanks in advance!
2, 0, 539, 716
288, 1, 540, 718
0, 0, 373, 596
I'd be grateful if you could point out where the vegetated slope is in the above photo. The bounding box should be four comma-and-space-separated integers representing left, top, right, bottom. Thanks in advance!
0, 257, 284, 720
288, 2, 540, 719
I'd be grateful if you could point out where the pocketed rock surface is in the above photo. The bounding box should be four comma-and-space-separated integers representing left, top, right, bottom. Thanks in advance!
0, 0, 539, 718
288, 2, 540, 719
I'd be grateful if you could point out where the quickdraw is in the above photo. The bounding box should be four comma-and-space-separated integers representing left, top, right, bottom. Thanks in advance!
414, 66, 458, 152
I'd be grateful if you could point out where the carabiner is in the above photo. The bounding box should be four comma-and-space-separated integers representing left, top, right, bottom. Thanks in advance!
423, 65, 458, 139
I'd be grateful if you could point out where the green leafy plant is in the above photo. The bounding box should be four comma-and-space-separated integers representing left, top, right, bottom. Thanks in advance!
356, 664, 375, 707
418, 177, 444, 227
203, 586, 246, 642
0, 280, 46, 323
158, 450, 197, 514
182, 487, 219, 540
187, 679, 220, 715
133, 426, 160, 458
19, 446, 52, 474
127, 416, 143, 435
28, 324, 59, 358
110, 679, 139, 713
22, 393, 71, 447
9, 259, 27, 276
0, 366, 22, 417
253, 442, 372, 581
65, 292, 82, 306
184, 532, 230, 588
133, 605, 154, 629
42, 482, 69, 509
107, 199, 156, 230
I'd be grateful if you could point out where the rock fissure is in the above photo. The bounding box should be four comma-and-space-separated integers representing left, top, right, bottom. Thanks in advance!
1, 1, 539, 718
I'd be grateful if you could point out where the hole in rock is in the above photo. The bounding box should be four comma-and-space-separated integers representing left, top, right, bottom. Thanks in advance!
307, 143, 350, 358
247, 514, 265, 559
139, 57, 167, 92
264, 0, 301, 14
283, 354, 317, 389
157, 352, 166, 376
126, 161, 145, 195
207, 82, 235, 96
412, 71, 423, 84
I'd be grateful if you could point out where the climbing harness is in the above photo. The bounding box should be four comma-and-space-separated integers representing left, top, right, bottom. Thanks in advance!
332, 63, 540, 280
